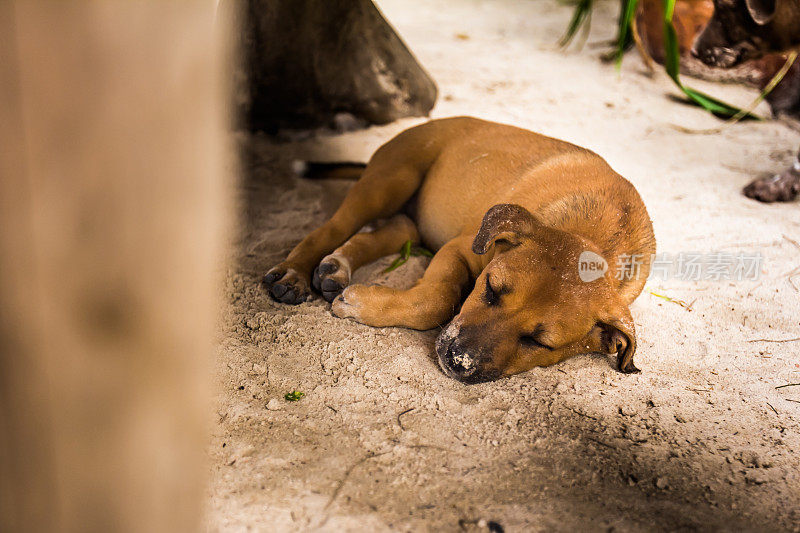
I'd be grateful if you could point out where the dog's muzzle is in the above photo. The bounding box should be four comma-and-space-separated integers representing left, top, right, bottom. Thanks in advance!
435, 321, 496, 383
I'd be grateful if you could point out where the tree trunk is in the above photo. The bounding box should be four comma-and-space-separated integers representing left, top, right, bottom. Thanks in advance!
237, 0, 438, 131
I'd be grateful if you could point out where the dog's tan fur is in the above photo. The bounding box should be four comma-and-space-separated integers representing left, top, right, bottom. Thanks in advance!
264, 117, 655, 382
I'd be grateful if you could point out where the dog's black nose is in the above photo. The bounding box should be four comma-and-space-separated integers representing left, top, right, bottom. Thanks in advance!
435, 327, 501, 383
448, 348, 478, 377
438, 341, 479, 380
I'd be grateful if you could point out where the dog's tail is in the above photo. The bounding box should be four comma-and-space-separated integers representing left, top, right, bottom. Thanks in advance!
292, 160, 366, 180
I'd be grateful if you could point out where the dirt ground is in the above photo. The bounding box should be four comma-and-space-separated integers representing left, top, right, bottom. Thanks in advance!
207, 1, 800, 531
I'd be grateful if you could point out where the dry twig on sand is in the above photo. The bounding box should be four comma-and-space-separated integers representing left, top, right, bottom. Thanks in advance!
397, 408, 415, 430
748, 337, 800, 343
324, 451, 390, 511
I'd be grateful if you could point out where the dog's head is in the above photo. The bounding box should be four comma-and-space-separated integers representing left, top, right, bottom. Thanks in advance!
435, 204, 638, 383
692, 0, 789, 67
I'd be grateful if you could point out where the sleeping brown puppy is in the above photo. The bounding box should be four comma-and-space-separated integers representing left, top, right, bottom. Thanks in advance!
263, 117, 655, 382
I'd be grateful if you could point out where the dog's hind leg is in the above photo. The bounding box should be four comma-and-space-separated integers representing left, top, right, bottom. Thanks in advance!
263, 156, 429, 304
331, 236, 476, 330
264, 121, 447, 304
312, 214, 419, 302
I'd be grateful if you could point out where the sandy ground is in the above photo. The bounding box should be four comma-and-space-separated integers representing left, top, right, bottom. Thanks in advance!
207, 1, 800, 531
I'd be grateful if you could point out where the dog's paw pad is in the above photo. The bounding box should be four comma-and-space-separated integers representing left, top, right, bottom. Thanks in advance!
262, 265, 310, 305
743, 172, 800, 203
314, 255, 351, 302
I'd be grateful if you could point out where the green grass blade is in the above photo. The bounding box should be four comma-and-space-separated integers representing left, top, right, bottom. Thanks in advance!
384, 240, 418, 273
384, 256, 406, 273
615, 0, 639, 68
558, 0, 766, 121
661, 0, 760, 119
662, 5, 680, 78
559, 0, 594, 48
410, 246, 434, 258
400, 239, 412, 259
681, 87, 747, 115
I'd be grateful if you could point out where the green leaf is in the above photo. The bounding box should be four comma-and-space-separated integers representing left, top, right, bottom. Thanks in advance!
661, 0, 760, 119
559, 0, 765, 121
615, 0, 639, 69
384, 240, 432, 272
384, 256, 407, 273
559, 0, 594, 48
662, 4, 680, 78
681, 87, 746, 116
400, 239, 412, 260
284, 390, 304, 402
410, 246, 434, 258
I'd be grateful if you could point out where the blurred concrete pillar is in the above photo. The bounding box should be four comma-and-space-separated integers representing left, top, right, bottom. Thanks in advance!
0, 3, 230, 531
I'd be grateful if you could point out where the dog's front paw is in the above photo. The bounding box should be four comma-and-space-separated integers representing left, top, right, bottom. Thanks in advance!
743, 170, 800, 203
262, 264, 311, 304
331, 286, 363, 321
312, 254, 351, 302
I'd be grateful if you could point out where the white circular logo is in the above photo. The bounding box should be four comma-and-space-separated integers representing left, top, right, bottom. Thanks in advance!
578, 250, 608, 282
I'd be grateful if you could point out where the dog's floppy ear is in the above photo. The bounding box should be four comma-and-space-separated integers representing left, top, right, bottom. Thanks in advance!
745, 0, 776, 24
597, 303, 639, 373
472, 203, 537, 255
